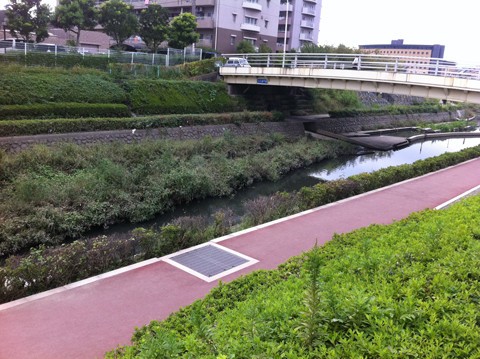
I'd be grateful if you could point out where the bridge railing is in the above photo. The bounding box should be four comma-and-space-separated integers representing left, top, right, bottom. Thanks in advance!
221, 53, 480, 81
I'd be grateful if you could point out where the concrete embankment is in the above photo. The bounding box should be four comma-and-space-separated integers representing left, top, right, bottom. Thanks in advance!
0, 122, 305, 153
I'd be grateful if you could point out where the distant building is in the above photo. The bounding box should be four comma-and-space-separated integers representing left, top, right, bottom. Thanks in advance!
359, 39, 445, 59
122, 0, 322, 53
359, 39, 446, 74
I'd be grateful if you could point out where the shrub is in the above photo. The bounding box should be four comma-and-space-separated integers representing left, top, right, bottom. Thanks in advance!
126, 79, 238, 114
0, 236, 136, 303
0, 112, 279, 137
109, 195, 480, 358
0, 72, 127, 105
0, 103, 131, 120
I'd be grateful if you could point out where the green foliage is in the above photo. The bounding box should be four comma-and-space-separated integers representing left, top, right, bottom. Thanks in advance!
138, 4, 169, 53
329, 103, 451, 118
310, 89, 362, 113
0, 111, 278, 136
236, 40, 256, 54
0, 71, 126, 105
296, 244, 324, 348
300, 43, 359, 54
109, 195, 480, 358
52, 0, 98, 46
0, 136, 344, 257
0, 103, 130, 120
179, 57, 218, 77
419, 120, 475, 132
258, 43, 273, 53
126, 79, 237, 114
6, 0, 51, 42
168, 13, 199, 49
98, 0, 139, 47
0, 236, 136, 303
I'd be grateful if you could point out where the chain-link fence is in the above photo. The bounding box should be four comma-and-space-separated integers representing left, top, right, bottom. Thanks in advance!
0, 40, 208, 73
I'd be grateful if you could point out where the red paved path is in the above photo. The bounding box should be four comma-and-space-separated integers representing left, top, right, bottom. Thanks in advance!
1, 158, 480, 359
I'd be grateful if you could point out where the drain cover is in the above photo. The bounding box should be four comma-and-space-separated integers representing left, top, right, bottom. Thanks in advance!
164, 243, 258, 281
169, 244, 248, 277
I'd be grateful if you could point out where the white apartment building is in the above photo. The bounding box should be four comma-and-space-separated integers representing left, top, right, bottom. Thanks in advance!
278, 0, 321, 52
125, 0, 321, 53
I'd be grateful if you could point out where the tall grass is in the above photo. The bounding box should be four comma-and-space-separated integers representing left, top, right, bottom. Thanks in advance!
0, 135, 351, 257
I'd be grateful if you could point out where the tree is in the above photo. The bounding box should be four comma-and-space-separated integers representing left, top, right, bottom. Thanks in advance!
168, 13, 199, 49
98, 0, 138, 49
258, 43, 272, 53
6, 0, 51, 43
236, 40, 255, 53
300, 43, 358, 54
138, 4, 169, 53
52, 0, 98, 47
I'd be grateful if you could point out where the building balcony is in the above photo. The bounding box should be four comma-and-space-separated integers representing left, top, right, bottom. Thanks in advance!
304, 0, 317, 3
280, 3, 293, 11
196, 0, 215, 5
197, 38, 213, 47
299, 33, 314, 41
277, 30, 291, 38
301, 20, 314, 28
241, 23, 261, 32
242, 1, 262, 11
196, 17, 214, 29
302, 7, 316, 15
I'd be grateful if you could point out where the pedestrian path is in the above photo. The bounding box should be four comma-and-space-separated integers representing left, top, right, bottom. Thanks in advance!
1, 158, 480, 359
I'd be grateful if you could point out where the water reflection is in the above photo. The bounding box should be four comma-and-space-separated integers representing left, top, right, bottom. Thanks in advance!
310, 137, 480, 181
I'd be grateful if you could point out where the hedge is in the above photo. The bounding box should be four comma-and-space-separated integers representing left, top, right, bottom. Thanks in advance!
0, 103, 131, 120
0, 111, 282, 137
109, 194, 480, 358
328, 103, 454, 118
0, 72, 127, 105
126, 79, 238, 114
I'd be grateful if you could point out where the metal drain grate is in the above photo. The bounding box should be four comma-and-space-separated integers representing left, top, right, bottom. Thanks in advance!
164, 243, 258, 282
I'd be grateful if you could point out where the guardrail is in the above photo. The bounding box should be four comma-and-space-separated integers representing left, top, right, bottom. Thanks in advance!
221, 53, 480, 81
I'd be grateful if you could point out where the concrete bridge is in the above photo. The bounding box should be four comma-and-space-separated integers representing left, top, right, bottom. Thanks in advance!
220, 53, 480, 104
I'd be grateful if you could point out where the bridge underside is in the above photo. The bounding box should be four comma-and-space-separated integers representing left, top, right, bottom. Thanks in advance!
221, 68, 480, 105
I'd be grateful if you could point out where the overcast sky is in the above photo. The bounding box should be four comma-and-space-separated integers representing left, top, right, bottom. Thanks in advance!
1, 0, 479, 65
319, 0, 480, 66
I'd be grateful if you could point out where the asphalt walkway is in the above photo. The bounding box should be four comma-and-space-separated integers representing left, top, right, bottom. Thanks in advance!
1, 158, 480, 359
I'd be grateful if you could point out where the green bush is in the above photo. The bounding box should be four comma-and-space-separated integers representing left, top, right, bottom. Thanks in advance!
328, 103, 454, 118
0, 136, 345, 257
126, 79, 238, 114
0, 103, 131, 120
0, 111, 280, 136
0, 52, 111, 70
109, 195, 480, 358
0, 72, 127, 105
298, 146, 480, 209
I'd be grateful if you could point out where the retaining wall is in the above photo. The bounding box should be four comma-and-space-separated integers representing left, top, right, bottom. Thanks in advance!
0, 122, 305, 153
313, 112, 455, 133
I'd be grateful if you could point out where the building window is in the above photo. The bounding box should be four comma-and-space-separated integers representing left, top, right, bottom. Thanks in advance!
244, 16, 258, 25
230, 35, 236, 46
265, 19, 269, 28
232, 13, 237, 22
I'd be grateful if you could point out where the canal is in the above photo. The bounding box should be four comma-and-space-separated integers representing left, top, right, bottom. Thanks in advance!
94, 134, 480, 238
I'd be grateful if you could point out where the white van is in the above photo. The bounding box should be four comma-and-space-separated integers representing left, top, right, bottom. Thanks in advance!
223, 57, 251, 68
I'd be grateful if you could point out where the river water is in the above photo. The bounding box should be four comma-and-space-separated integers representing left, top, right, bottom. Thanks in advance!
95, 134, 480, 237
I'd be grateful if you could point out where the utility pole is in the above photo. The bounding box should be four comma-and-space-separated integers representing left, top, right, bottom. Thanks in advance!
282, 0, 289, 68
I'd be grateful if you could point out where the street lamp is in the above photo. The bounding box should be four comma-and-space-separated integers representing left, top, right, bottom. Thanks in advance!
282, 0, 289, 68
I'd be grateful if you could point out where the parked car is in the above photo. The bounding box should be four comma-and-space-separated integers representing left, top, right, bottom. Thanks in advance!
34, 43, 67, 52
223, 57, 251, 68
